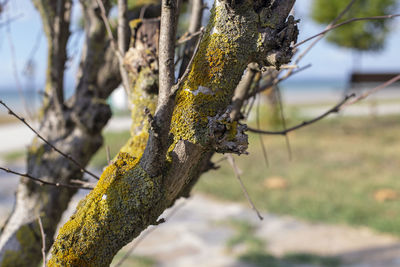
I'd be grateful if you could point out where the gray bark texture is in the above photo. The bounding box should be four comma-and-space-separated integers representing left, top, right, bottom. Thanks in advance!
0, 0, 120, 266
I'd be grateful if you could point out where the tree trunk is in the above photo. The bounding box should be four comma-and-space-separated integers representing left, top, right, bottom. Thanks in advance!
0, 1, 120, 266
48, 0, 297, 265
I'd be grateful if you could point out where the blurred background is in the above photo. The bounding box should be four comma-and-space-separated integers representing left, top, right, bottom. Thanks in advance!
1, 0, 400, 266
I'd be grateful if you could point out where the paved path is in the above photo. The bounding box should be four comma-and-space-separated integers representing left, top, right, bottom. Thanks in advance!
1, 169, 400, 267
111, 195, 400, 267
0, 117, 131, 154
52, 192, 400, 267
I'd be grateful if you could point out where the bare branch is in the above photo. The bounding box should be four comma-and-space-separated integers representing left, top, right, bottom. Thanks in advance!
106, 145, 111, 164
248, 64, 311, 99
0, 14, 23, 27
230, 63, 259, 121
295, 14, 400, 48
249, 72, 400, 136
95, 0, 131, 94
0, 166, 94, 190
141, 0, 180, 177
96, 0, 120, 56
178, 0, 204, 76
37, 216, 46, 267
341, 74, 400, 108
117, 0, 131, 92
0, 100, 100, 180
293, 0, 356, 65
247, 94, 355, 135
172, 27, 204, 96
227, 155, 263, 220
32, 0, 72, 112
256, 96, 269, 167
159, 0, 179, 98
276, 88, 292, 160
177, 29, 203, 45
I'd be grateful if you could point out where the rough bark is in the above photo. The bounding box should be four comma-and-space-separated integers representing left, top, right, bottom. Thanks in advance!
120, 18, 160, 157
0, 1, 120, 266
48, 0, 298, 265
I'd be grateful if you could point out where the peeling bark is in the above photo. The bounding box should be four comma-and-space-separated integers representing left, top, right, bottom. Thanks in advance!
48, 0, 298, 265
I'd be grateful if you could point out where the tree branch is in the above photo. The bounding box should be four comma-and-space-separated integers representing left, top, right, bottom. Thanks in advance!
247, 94, 355, 135
117, 0, 131, 92
341, 74, 400, 108
295, 14, 400, 48
230, 63, 259, 121
227, 155, 263, 220
33, 0, 72, 112
140, 0, 180, 177
294, 0, 356, 64
0, 100, 100, 180
178, 0, 204, 76
37, 216, 47, 267
0, 166, 94, 190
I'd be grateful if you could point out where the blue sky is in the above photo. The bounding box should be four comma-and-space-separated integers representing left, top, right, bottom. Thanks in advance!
0, 0, 399, 91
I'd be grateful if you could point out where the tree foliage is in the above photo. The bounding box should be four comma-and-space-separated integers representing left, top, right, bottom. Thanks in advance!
311, 0, 397, 51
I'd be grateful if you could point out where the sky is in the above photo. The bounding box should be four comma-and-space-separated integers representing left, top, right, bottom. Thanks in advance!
0, 0, 399, 92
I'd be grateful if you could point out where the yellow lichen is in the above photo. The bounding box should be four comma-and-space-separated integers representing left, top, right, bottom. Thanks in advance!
49, 152, 163, 267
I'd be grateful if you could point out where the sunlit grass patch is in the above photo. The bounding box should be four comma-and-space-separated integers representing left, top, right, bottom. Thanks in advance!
196, 114, 400, 236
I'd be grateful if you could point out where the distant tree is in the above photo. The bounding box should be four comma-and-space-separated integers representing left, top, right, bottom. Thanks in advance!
311, 0, 397, 51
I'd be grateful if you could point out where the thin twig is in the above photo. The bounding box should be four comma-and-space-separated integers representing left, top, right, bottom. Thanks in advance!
178, 0, 203, 76
249, 73, 400, 136
282, 0, 356, 85
276, 88, 292, 160
95, 0, 131, 95
230, 63, 259, 121
247, 94, 355, 135
249, 64, 311, 99
0, 166, 94, 190
172, 27, 204, 96
117, 0, 131, 92
106, 145, 111, 164
341, 74, 400, 108
37, 216, 46, 267
295, 14, 400, 48
96, 0, 123, 58
0, 100, 100, 180
177, 29, 203, 44
293, 0, 357, 66
256, 95, 269, 167
227, 155, 263, 220
0, 14, 23, 27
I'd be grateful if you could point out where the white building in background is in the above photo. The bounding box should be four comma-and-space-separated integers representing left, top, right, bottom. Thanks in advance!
109, 85, 128, 111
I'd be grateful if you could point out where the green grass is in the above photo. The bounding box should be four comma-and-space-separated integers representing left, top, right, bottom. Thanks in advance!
6, 101, 399, 237
195, 114, 400, 236
110, 253, 156, 267
223, 219, 340, 267
89, 130, 131, 168
90, 112, 400, 236
2, 150, 25, 162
